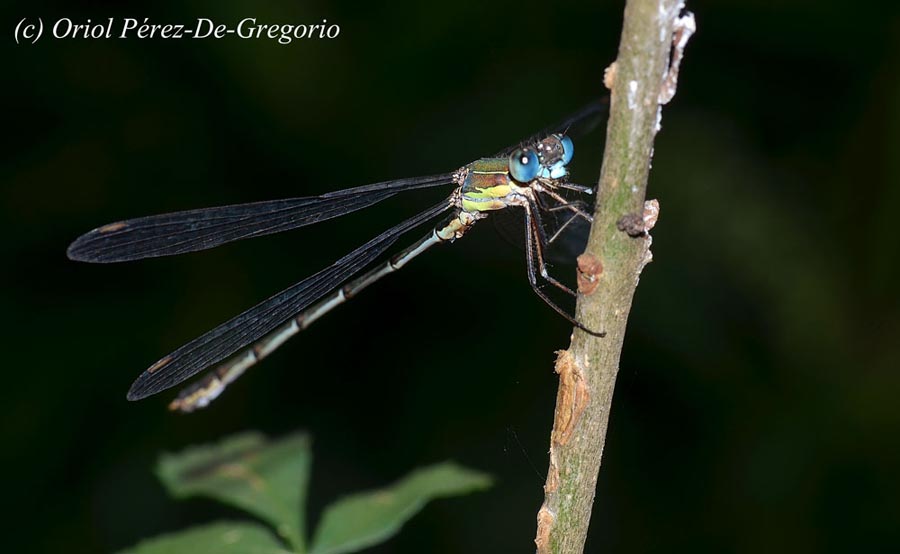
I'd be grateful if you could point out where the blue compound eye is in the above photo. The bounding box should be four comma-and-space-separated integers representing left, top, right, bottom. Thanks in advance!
558, 135, 574, 165
509, 148, 540, 182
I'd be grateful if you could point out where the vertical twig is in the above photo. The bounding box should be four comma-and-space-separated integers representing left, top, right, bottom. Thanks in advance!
534, 2, 695, 553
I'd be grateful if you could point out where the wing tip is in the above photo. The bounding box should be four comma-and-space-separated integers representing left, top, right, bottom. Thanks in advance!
66, 240, 93, 262
127, 353, 179, 401
67, 232, 111, 263
67, 222, 132, 263
126, 378, 151, 402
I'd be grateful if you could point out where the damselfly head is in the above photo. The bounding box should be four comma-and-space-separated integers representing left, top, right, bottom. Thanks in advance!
536, 134, 574, 166
508, 133, 576, 184
534, 133, 574, 180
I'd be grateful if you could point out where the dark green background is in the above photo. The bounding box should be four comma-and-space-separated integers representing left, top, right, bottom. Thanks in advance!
5, 0, 899, 552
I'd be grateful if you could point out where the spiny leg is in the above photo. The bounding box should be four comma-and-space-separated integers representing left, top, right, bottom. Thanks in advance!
546, 200, 591, 214
536, 187, 593, 222
522, 203, 582, 326
523, 202, 605, 337
527, 198, 576, 297
532, 193, 592, 246
532, 189, 593, 245
546, 210, 581, 245
555, 182, 594, 194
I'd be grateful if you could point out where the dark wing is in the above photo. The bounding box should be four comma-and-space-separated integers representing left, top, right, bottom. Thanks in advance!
126, 199, 452, 400
67, 173, 454, 263
494, 97, 610, 157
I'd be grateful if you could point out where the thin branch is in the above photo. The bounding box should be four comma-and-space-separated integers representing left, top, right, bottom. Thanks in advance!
534, 2, 695, 553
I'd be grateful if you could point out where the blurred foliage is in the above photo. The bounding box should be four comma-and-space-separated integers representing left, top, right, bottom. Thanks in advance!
3, 0, 900, 552
157, 432, 312, 551
120, 432, 490, 553
120, 523, 287, 554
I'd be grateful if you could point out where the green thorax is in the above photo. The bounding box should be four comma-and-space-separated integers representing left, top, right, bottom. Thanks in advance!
460, 158, 516, 213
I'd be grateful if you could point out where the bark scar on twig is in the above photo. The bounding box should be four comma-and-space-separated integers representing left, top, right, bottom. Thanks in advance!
551, 350, 590, 447
603, 61, 617, 90
535, 351, 590, 552
616, 213, 645, 237
535, 505, 555, 554
659, 10, 696, 105
576, 253, 603, 295
617, 199, 660, 238
544, 447, 560, 494
642, 199, 660, 231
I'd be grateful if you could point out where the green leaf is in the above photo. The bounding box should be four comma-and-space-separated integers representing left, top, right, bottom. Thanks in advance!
117, 521, 291, 554
309, 462, 492, 554
157, 432, 311, 552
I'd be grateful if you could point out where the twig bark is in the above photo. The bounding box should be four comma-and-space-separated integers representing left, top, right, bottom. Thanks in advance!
534, 2, 695, 553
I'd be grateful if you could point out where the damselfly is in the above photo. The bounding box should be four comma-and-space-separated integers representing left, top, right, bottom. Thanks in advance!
67, 100, 606, 412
